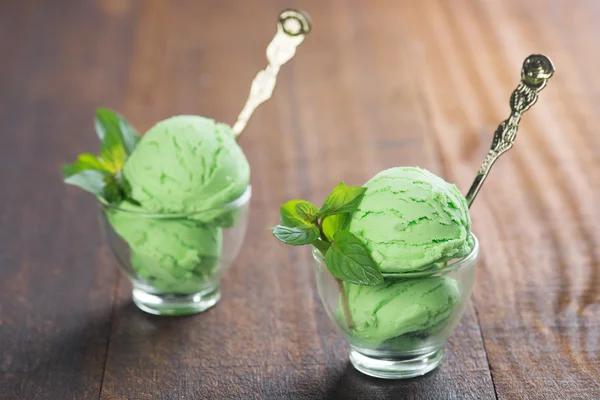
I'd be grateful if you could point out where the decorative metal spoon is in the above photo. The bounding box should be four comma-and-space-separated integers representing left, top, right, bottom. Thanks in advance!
465, 54, 555, 207
232, 9, 311, 140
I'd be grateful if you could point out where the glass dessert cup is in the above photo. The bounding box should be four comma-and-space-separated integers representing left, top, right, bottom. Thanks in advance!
99, 186, 251, 316
314, 233, 479, 379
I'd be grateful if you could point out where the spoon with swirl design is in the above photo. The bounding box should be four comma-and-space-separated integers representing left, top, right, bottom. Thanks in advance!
232, 9, 311, 140
465, 54, 555, 207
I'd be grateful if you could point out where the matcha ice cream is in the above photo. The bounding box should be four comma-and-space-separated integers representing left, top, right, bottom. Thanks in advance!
123, 115, 250, 218
104, 116, 250, 295
107, 201, 223, 294
340, 277, 460, 347
348, 167, 472, 273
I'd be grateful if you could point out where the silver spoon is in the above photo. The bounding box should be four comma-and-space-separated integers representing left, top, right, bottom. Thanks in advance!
232, 9, 311, 140
466, 54, 555, 206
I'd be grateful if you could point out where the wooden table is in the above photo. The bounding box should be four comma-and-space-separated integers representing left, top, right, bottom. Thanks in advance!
1, 0, 599, 398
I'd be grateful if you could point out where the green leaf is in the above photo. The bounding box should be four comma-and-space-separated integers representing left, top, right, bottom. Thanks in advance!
296, 201, 318, 222
118, 173, 139, 204
312, 239, 331, 255
273, 224, 320, 246
103, 175, 124, 204
62, 153, 111, 178
322, 213, 351, 242
95, 108, 140, 154
325, 231, 383, 285
280, 200, 319, 227
99, 135, 126, 174
63, 170, 107, 197
95, 108, 140, 173
317, 182, 366, 218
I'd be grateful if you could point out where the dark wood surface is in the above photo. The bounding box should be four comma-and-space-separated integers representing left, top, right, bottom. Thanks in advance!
1, 0, 598, 399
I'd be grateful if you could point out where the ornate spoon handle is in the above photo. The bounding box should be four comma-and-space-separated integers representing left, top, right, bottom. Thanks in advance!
465, 54, 555, 207
232, 9, 311, 140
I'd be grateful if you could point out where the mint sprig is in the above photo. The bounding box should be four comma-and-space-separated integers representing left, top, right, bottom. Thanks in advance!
295, 201, 319, 222
273, 225, 320, 245
62, 153, 107, 176
280, 200, 318, 227
322, 213, 350, 242
316, 182, 367, 218
311, 239, 331, 254
95, 108, 140, 157
63, 169, 107, 197
326, 231, 383, 285
272, 182, 383, 286
63, 108, 140, 203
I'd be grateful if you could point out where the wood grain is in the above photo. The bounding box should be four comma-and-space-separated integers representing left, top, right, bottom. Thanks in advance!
404, 0, 600, 399
0, 0, 598, 399
0, 1, 138, 399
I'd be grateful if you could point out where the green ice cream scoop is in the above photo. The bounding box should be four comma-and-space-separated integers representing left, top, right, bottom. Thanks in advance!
341, 277, 460, 346
348, 167, 472, 273
107, 201, 222, 294
123, 116, 250, 218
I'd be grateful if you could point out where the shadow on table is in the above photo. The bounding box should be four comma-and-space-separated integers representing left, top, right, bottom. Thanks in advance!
324, 361, 442, 400
0, 304, 116, 395
0, 300, 193, 394
106, 298, 209, 343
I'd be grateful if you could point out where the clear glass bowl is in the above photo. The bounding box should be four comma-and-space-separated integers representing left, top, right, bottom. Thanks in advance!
98, 186, 251, 316
313, 233, 479, 379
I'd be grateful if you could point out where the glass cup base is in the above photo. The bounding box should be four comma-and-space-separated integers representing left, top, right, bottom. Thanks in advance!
349, 345, 444, 379
132, 286, 221, 316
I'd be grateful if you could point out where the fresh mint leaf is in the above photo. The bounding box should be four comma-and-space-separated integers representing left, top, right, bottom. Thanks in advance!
98, 134, 126, 174
312, 239, 331, 255
95, 108, 140, 173
103, 175, 124, 204
273, 224, 320, 246
325, 230, 383, 285
296, 201, 318, 222
95, 108, 140, 154
118, 173, 138, 204
62, 153, 110, 178
317, 182, 366, 218
280, 200, 318, 227
322, 213, 351, 242
63, 170, 107, 197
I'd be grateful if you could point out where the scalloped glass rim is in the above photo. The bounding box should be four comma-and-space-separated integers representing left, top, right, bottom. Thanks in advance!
97, 185, 252, 219
312, 233, 479, 279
